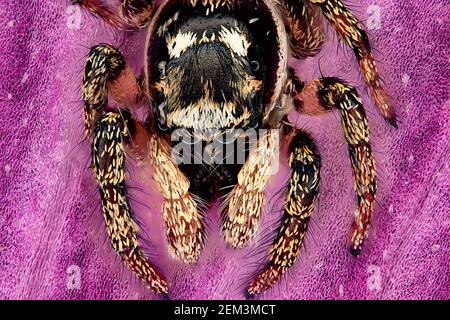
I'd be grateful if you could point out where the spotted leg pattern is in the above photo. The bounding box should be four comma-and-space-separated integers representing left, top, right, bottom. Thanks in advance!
247, 128, 321, 296
81, 44, 142, 136
294, 76, 377, 256
148, 135, 205, 264
222, 130, 279, 248
282, 0, 325, 58
93, 110, 167, 294
74, 0, 155, 29
310, 0, 397, 126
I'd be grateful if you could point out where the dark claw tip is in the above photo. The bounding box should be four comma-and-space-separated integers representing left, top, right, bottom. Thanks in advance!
387, 116, 399, 129
244, 290, 256, 300
349, 246, 361, 257
160, 292, 170, 300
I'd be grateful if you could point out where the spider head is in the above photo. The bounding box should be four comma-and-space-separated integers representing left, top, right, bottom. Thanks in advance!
146, 1, 287, 140
153, 17, 264, 140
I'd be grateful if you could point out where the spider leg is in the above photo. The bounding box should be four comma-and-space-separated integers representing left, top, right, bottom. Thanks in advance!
310, 0, 397, 127
73, 0, 155, 29
82, 44, 142, 136
281, 0, 326, 58
293, 75, 377, 256
222, 130, 279, 248
148, 135, 205, 264
247, 128, 320, 296
93, 110, 167, 295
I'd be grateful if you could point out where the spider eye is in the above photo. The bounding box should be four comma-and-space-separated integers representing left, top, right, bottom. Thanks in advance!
250, 60, 260, 72
158, 61, 167, 76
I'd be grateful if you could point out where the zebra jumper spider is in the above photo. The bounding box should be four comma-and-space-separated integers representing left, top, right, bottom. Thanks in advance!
74, 0, 396, 297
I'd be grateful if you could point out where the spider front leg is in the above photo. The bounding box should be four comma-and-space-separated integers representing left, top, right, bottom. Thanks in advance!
148, 136, 205, 264
74, 0, 155, 29
247, 128, 321, 296
93, 110, 167, 295
84, 44, 166, 294
222, 130, 279, 248
310, 0, 397, 126
82, 44, 142, 136
294, 76, 377, 256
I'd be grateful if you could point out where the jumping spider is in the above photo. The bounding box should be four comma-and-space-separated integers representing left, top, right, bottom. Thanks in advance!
74, 0, 396, 297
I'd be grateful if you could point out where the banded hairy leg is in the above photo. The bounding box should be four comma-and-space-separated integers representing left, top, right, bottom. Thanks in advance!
81, 44, 142, 136
92, 110, 167, 294
148, 135, 205, 264
84, 44, 166, 294
309, 0, 397, 126
74, 0, 155, 29
222, 130, 279, 248
247, 128, 321, 296
281, 0, 326, 58
294, 76, 377, 256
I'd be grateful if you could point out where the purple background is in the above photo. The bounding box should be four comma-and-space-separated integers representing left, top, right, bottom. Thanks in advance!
0, 0, 448, 300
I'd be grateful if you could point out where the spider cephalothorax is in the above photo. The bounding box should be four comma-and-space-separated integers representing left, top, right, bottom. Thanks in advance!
153, 20, 262, 137
147, 1, 286, 141
75, 0, 396, 297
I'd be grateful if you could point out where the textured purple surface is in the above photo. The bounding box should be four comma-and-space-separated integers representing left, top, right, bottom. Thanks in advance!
0, 1, 448, 300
